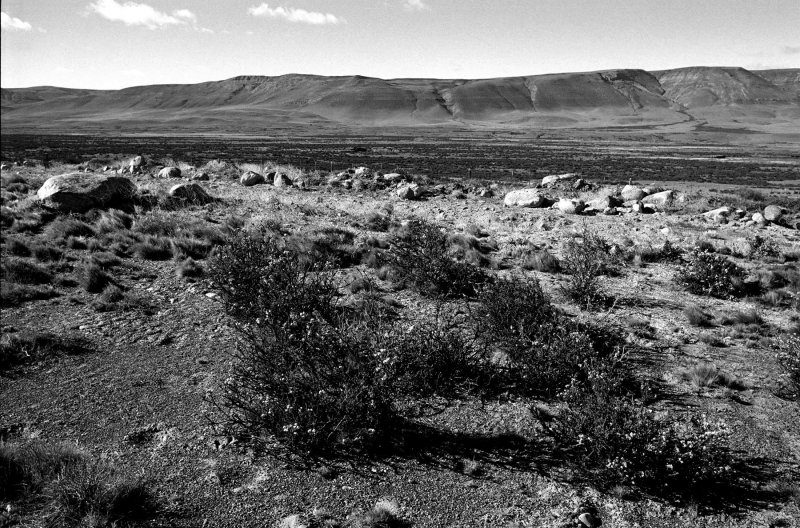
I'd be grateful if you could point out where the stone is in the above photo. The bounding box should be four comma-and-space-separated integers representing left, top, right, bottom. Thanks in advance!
764, 205, 785, 223
641, 190, 676, 207
0, 162, 10, 170
274, 173, 292, 187
157, 166, 181, 179
240, 171, 265, 186
503, 188, 550, 208
396, 182, 422, 200
37, 173, 136, 213
556, 197, 585, 214
703, 206, 733, 223
129, 155, 145, 173
621, 184, 646, 201
168, 183, 213, 205
383, 172, 403, 183
191, 172, 210, 181
588, 195, 621, 210
353, 166, 371, 178
478, 187, 494, 198
451, 190, 467, 199
541, 173, 577, 186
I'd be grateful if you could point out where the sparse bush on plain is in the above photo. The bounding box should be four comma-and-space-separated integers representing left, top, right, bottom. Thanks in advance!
561, 228, 613, 308
676, 249, 747, 298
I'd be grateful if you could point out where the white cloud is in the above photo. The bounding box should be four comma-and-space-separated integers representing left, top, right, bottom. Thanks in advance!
248, 3, 344, 25
87, 0, 197, 30
782, 46, 800, 55
1, 12, 34, 31
404, 0, 428, 11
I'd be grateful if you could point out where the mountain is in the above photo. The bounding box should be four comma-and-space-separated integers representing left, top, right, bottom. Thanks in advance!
1, 67, 798, 134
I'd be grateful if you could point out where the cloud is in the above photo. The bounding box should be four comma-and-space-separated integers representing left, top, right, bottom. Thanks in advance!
404, 0, 428, 11
87, 0, 197, 29
1, 12, 33, 31
782, 46, 800, 55
248, 3, 344, 25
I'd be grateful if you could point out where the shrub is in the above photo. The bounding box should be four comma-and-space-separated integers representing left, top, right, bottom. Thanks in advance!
720, 308, 764, 326
176, 257, 203, 279
680, 362, 744, 390
676, 250, 747, 298
521, 249, 561, 272
133, 236, 174, 260
172, 236, 214, 260
364, 211, 391, 232
1, 441, 85, 499
7, 238, 31, 257
554, 388, 731, 496
43, 217, 95, 241
388, 219, 487, 298
287, 227, 360, 268
1, 332, 90, 373
684, 305, 713, 327
748, 235, 781, 260
77, 261, 112, 293
1, 258, 53, 284
0, 283, 58, 307
31, 243, 63, 262
94, 209, 133, 234
561, 229, 613, 307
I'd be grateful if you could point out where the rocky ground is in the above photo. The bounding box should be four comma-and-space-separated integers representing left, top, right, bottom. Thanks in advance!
1, 156, 799, 528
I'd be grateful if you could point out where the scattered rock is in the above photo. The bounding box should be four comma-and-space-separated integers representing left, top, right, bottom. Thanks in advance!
274, 173, 292, 187
240, 171, 265, 186
383, 172, 403, 183
587, 195, 621, 210
641, 190, 676, 207
556, 197, 585, 214
37, 173, 136, 213
157, 166, 181, 179
397, 182, 422, 200
129, 155, 145, 173
703, 206, 732, 223
541, 173, 577, 186
0, 162, 10, 170
190, 172, 210, 181
168, 183, 213, 205
504, 188, 550, 208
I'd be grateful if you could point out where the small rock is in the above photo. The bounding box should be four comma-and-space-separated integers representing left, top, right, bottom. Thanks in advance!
240, 171, 264, 186
157, 166, 181, 179
764, 205, 785, 223
197, 356, 209, 365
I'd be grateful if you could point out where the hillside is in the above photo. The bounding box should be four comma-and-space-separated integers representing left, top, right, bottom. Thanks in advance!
1, 67, 798, 134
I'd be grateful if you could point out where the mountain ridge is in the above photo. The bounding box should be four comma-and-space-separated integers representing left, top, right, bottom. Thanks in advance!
2, 67, 798, 134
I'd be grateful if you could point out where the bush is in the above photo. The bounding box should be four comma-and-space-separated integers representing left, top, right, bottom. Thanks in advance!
684, 305, 713, 327
176, 257, 203, 278
1, 258, 53, 284
554, 387, 731, 496
0, 282, 58, 307
388, 219, 487, 298
1, 332, 90, 373
31, 243, 63, 262
7, 238, 31, 257
561, 229, 613, 308
680, 362, 744, 390
521, 249, 561, 272
209, 229, 394, 453
133, 236, 174, 260
43, 217, 95, 241
95, 209, 133, 234
77, 261, 112, 293
676, 250, 747, 298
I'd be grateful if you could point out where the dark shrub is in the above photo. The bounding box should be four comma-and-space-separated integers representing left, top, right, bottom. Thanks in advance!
521, 249, 561, 272
676, 250, 747, 298
133, 236, 174, 260
684, 305, 713, 327
77, 261, 112, 293
0, 283, 58, 307
172, 236, 213, 260
1, 258, 53, 284
7, 238, 31, 257
95, 209, 133, 234
388, 219, 487, 298
777, 334, 800, 396
31, 243, 63, 262
176, 257, 203, 278
44, 217, 95, 241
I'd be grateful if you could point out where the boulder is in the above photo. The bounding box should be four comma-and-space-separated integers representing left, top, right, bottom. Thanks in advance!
541, 173, 577, 186
190, 172, 210, 181
764, 205, 785, 223
451, 190, 467, 199
37, 173, 136, 213
274, 173, 292, 187
641, 190, 675, 207
703, 206, 732, 223
621, 184, 646, 201
587, 195, 622, 210
353, 166, 371, 178
478, 187, 494, 198
0, 162, 10, 170
383, 173, 403, 183
556, 198, 585, 214
293, 178, 308, 190
752, 212, 767, 225
129, 155, 145, 173
396, 182, 422, 200
168, 183, 213, 205
504, 188, 550, 208
157, 166, 181, 179
642, 186, 664, 195
240, 171, 265, 186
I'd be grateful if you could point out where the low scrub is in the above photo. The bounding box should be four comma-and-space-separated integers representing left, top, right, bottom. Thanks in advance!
388, 219, 487, 298
684, 305, 713, 327
43, 216, 96, 242
561, 229, 614, 308
676, 249, 747, 299
680, 362, 744, 390
521, 248, 561, 272
2, 257, 53, 285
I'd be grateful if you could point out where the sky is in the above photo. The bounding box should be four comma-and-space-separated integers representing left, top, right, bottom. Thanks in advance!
1, 0, 799, 89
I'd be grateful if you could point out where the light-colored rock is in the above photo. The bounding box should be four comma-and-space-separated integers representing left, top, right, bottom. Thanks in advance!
37, 173, 136, 213
621, 184, 646, 201
556, 197, 585, 214
353, 166, 371, 178
588, 195, 622, 210
541, 173, 577, 186
274, 173, 292, 187
383, 173, 403, 183
503, 188, 549, 208
129, 155, 144, 173
642, 186, 664, 195
703, 206, 732, 223
157, 166, 181, 179
191, 172, 210, 181
240, 171, 264, 186
396, 182, 422, 200
168, 183, 213, 205
0, 162, 10, 170
764, 205, 785, 222
641, 190, 675, 207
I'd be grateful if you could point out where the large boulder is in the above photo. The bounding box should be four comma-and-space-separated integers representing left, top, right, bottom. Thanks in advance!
157, 166, 181, 179
542, 173, 577, 186
556, 198, 586, 214
274, 173, 292, 187
504, 189, 550, 208
763, 205, 785, 223
37, 173, 136, 213
752, 212, 767, 225
621, 184, 646, 201
168, 183, 213, 205
383, 173, 403, 183
587, 195, 622, 210
641, 190, 676, 207
240, 171, 265, 186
